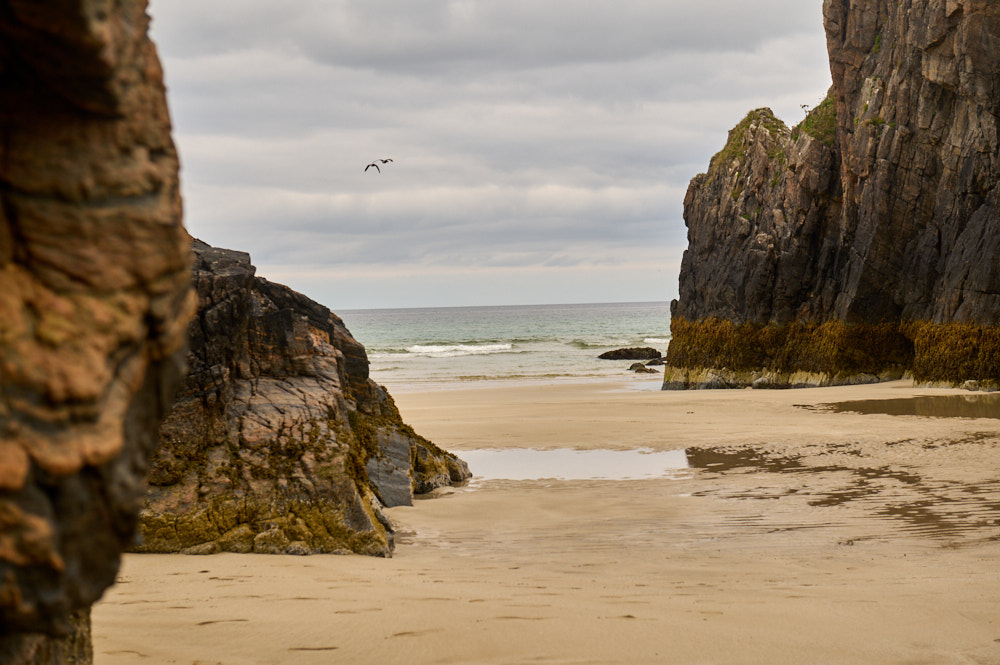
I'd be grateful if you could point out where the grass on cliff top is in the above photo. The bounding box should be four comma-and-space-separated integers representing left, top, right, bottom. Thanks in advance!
793, 92, 838, 147
708, 108, 788, 175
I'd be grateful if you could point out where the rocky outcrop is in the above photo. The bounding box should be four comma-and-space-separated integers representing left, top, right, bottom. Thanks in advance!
598, 347, 662, 360
137, 240, 470, 557
667, 0, 1000, 389
0, 1, 194, 661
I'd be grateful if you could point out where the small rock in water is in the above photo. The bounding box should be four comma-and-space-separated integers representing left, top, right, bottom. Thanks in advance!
599, 347, 662, 360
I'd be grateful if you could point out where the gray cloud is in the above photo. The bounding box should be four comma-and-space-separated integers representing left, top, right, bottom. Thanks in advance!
150, 0, 831, 309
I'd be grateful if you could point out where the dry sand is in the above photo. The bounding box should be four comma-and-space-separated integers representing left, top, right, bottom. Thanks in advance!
93, 378, 1000, 664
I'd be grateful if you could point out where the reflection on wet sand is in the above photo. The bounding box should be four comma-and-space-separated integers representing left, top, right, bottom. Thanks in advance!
815, 393, 1000, 419
686, 445, 1000, 542
459, 448, 690, 481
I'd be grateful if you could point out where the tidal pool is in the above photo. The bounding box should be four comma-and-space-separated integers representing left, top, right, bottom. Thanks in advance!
459, 448, 690, 481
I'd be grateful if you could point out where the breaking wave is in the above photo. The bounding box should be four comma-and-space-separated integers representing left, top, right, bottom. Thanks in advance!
372, 343, 521, 359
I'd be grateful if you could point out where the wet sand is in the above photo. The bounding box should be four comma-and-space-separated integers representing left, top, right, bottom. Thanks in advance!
93, 379, 1000, 664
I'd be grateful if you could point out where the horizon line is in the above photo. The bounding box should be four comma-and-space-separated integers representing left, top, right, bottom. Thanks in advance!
337, 299, 672, 313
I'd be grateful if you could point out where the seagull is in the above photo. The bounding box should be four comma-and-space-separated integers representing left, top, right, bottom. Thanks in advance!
379, 158, 393, 164
364, 161, 380, 173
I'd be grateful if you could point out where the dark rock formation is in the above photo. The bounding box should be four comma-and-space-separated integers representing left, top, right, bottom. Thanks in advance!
0, 0, 194, 661
667, 0, 1000, 389
598, 347, 662, 360
137, 240, 470, 557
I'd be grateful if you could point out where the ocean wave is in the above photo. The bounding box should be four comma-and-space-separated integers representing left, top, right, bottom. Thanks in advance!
567, 339, 634, 349
643, 337, 671, 345
453, 372, 578, 381
401, 343, 519, 358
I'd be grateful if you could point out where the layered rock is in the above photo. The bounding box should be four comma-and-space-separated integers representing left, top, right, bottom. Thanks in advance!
137, 240, 470, 557
667, 0, 1000, 389
0, 1, 194, 661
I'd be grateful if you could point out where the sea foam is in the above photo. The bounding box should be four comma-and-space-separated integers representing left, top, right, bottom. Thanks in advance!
404, 343, 516, 358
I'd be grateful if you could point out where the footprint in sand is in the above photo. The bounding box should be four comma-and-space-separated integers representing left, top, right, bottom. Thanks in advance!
334, 607, 382, 615
196, 619, 249, 626
288, 646, 339, 652
389, 629, 445, 638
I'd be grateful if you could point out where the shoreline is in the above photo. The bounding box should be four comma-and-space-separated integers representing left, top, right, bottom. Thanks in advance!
93, 379, 1000, 664
370, 368, 667, 394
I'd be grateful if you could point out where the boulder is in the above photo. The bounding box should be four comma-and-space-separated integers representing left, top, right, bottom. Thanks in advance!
599, 347, 663, 361
136, 241, 470, 558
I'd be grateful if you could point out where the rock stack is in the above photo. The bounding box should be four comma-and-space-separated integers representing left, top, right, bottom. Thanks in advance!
138, 241, 470, 557
666, 0, 1000, 390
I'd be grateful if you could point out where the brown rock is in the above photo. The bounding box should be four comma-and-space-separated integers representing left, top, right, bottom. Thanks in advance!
0, 0, 194, 659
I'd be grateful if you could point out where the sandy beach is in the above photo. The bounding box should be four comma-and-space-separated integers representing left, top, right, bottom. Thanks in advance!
93, 378, 1000, 664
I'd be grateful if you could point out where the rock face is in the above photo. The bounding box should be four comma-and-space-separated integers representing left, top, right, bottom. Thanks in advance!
667, 0, 1000, 389
137, 240, 470, 557
0, 1, 194, 661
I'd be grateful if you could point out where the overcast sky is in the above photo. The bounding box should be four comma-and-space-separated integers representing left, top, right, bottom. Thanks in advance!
149, 1, 831, 310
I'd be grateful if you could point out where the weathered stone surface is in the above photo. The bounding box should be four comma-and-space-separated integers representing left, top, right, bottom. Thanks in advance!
668, 0, 1000, 388
137, 241, 470, 557
0, 0, 194, 660
598, 347, 663, 360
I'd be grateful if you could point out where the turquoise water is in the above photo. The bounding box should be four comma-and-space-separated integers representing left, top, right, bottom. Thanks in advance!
339, 301, 671, 391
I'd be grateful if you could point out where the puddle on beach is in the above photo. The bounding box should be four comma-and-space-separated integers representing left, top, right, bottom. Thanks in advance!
460, 448, 690, 481
456, 445, 1000, 542
814, 394, 1000, 419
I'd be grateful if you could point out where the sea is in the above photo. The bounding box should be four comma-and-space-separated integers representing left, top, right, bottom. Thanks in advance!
338, 301, 671, 392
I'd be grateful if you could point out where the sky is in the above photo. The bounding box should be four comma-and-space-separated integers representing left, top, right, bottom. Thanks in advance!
148, 1, 832, 311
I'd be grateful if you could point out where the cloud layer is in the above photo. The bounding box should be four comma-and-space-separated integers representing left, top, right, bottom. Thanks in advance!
150, 0, 832, 309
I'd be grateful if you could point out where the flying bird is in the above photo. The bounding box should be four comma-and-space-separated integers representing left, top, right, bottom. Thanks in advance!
365, 158, 394, 173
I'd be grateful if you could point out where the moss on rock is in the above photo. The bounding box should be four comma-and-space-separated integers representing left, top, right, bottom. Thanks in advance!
708, 108, 790, 177
905, 322, 1000, 387
666, 316, 1000, 390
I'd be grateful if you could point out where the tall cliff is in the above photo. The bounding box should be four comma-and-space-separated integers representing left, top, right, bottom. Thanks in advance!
0, 1, 194, 662
666, 0, 1000, 389
137, 240, 470, 557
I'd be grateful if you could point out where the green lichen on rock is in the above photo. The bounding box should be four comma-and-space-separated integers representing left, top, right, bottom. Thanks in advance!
138, 409, 394, 556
